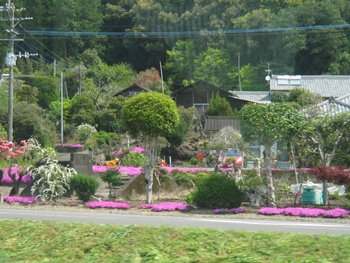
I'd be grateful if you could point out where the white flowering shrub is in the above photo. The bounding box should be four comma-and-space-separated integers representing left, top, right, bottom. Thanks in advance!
30, 160, 77, 201
24, 138, 57, 165
77, 123, 97, 143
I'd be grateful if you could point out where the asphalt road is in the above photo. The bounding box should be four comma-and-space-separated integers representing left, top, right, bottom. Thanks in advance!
0, 209, 349, 235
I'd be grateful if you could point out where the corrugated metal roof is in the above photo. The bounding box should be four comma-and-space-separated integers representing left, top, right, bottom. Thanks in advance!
228, 91, 271, 103
203, 116, 241, 133
270, 75, 350, 98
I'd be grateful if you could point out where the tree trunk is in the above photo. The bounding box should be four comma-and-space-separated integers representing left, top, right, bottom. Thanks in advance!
264, 144, 276, 207
144, 137, 158, 204
322, 179, 328, 205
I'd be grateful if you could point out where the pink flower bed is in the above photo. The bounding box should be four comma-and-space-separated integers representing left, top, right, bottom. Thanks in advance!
92, 166, 143, 176
85, 201, 131, 209
132, 147, 144, 153
0, 167, 32, 185
258, 207, 350, 218
4, 196, 37, 204
138, 202, 192, 212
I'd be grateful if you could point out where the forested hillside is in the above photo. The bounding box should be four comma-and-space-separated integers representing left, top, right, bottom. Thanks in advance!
1, 0, 350, 92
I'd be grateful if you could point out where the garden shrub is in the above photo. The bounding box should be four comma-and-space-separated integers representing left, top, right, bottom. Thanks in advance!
122, 152, 144, 167
70, 174, 100, 202
190, 158, 199, 165
100, 168, 124, 199
188, 173, 244, 209
76, 123, 97, 143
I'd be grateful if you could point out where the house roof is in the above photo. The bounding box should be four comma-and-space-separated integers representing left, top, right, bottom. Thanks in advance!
113, 83, 152, 97
305, 93, 350, 116
171, 80, 230, 96
269, 75, 350, 98
228, 91, 271, 103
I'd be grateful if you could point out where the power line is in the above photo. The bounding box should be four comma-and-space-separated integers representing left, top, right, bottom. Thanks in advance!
24, 23, 350, 38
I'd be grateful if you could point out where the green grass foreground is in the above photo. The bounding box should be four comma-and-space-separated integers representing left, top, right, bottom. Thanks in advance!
0, 220, 349, 263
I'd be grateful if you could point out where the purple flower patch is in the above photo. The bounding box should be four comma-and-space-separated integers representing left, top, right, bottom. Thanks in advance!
214, 208, 227, 214
284, 207, 305, 216
85, 201, 131, 209
323, 208, 349, 218
132, 147, 144, 153
258, 207, 285, 215
151, 202, 192, 212
299, 208, 325, 217
138, 204, 154, 209
4, 196, 36, 204
228, 207, 245, 214
0, 167, 32, 185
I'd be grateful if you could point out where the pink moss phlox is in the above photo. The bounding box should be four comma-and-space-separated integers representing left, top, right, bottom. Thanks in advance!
138, 204, 154, 209
258, 207, 285, 215
323, 208, 349, 218
299, 208, 325, 217
0, 167, 32, 184
85, 201, 131, 209
151, 202, 191, 212
119, 166, 142, 176
132, 147, 144, 153
214, 208, 227, 214
228, 207, 245, 214
67, 144, 83, 149
92, 165, 143, 176
4, 196, 36, 204
283, 207, 305, 216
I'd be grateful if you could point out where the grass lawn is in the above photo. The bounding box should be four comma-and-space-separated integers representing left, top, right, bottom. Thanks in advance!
0, 220, 349, 262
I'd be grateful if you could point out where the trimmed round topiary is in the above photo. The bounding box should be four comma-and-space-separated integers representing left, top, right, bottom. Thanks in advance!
188, 173, 244, 209
70, 174, 100, 202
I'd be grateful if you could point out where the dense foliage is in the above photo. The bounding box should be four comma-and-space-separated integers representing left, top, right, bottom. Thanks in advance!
70, 174, 100, 202
188, 173, 244, 209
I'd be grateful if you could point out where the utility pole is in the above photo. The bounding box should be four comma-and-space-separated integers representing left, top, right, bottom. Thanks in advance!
0, 1, 33, 142
159, 61, 164, 94
238, 53, 242, 91
60, 72, 63, 144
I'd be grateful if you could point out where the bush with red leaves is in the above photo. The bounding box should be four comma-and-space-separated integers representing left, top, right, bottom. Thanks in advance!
309, 165, 350, 185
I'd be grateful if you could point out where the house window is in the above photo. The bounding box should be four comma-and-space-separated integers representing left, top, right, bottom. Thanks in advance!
129, 91, 140, 97
193, 103, 209, 119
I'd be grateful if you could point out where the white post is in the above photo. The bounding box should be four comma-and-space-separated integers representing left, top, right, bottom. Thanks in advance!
60, 72, 64, 144
169, 156, 172, 167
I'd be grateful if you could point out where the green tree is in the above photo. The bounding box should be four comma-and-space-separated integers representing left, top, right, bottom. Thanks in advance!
14, 83, 39, 104
206, 92, 234, 116
239, 103, 304, 206
164, 40, 196, 89
302, 112, 350, 203
270, 91, 289, 103
193, 47, 232, 89
69, 94, 96, 126
165, 106, 194, 147
0, 101, 56, 146
207, 126, 247, 152
122, 92, 180, 203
